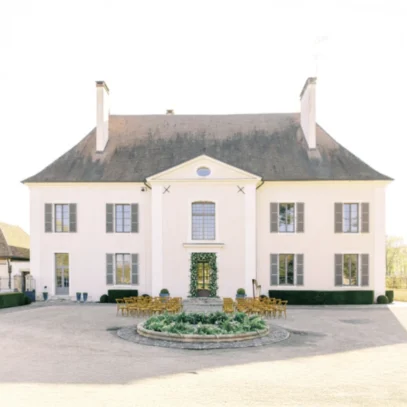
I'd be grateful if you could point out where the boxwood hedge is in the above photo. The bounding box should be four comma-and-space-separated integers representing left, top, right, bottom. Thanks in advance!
268, 290, 374, 305
385, 290, 394, 304
107, 289, 138, 303
0, 292, 25, 309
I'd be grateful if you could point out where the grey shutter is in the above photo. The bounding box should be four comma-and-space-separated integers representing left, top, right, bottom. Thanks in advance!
131, 204, 139, 233
361, 254, 369, 286
69, 204, 77, 232
106, 254, 114, 285
106, 204, 113, 233
361, 203, 369, 233
131, 254, 139, 285
335, 254, 343, 286
296, 254, 304, 285
270, 254, 278, 285
270, 203, 278, 233
45, 203, 53, 233
335, 203, 343, 233
297, 203, 304, 233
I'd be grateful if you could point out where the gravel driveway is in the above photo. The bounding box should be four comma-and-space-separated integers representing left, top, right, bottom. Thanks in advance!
1, 303, 406, 406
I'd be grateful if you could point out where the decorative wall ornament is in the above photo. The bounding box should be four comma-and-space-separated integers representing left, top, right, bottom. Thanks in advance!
237, 186, 245, 194
163, 186, 171, 194
189, 253, 218, 297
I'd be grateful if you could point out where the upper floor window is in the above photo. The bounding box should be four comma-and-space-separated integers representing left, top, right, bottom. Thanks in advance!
44, 203, 77, 233
106, 203, 139, 233
335, 203, 369, 233
55, 204, 70, 233
270, 202, 304, 233
192, 202, 215, 240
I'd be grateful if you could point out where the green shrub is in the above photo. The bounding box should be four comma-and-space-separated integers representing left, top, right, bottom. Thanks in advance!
99, 294, 108, 303
0, 293, 25, 309
268, 290, 374, 305
260, 295, 268, 299
385, 290, 394, 303
141, 294, 151, 298
23, 296, 32, 305
160, 288, 169, 295
143, 312, 266, 335
107, 289, 138, 303
377, 295, 389, 304
236, 288, 246, 295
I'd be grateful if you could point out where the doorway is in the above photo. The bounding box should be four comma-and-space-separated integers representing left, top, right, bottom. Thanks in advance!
55, 253, 69, 295
197, 262, 211, 297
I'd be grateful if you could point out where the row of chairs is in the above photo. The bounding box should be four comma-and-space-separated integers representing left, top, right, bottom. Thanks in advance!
116, 296, 183, 317
223, 297, 288, 318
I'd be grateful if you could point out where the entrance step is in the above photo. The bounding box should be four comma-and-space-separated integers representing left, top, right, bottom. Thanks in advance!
182, 298, 223, 313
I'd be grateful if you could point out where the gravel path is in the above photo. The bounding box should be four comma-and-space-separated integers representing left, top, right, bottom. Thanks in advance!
0, 303, 406, 406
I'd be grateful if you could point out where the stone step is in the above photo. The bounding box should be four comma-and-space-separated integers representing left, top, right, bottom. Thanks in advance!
182, 298, 223, 313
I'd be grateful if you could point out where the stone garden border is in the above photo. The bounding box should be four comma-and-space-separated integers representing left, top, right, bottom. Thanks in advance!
137, 322, 269, 342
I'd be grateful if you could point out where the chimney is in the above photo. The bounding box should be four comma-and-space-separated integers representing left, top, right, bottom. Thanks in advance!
166, 109, 174, 115
96, 81, 109, 152
300, 77, 317, 149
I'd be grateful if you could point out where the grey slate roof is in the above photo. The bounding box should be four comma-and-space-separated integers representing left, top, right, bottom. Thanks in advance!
0, 223, 30, 260
23, 113, 391, 183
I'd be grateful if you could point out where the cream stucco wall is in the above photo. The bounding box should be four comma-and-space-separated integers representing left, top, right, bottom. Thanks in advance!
27, 159, 388, 301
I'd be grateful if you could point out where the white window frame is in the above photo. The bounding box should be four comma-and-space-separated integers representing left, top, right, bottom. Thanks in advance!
187, 199, 219, 243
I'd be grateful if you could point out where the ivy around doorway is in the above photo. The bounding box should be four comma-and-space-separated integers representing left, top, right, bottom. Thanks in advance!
189, 253, 218, 297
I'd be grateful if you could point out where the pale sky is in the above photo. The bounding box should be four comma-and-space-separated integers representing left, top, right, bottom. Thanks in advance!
0, 0, 406, 240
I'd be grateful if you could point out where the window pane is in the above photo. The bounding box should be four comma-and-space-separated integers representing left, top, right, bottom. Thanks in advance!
286, 254, 294, 285
123, 255, 131, 284
64, 268, 70, 287
116, 255, 123, 284
350, 204, 359, 232
192, 203, 215, 240
343, 255, 351, 285
350, 254, 358, 285
56, 268, 63, 287
279, 204, 287, 232
343, 204, 350, 233
279, 255, 286, 284
56, 253, 69, 267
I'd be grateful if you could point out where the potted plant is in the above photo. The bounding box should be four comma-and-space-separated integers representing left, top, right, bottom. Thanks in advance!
159, 288, 170, 298
83, 292, 88, 302
76, 292, 81, 302
236, 288, 246, 298
42, 286, 48, 301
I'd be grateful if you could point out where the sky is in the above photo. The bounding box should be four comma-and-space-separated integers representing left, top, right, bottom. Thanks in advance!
0, 0, 406, 239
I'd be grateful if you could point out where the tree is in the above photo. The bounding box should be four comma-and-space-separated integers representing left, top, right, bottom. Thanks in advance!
386, 236, 407, 275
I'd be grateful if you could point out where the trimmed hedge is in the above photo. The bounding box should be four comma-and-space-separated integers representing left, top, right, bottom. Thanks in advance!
377, 295, 389, 304
268, 290, 374, 305
100, 294, 109, 303
385, 290, 394, 304
0, 292, 25, 309
107, 289, 138, 303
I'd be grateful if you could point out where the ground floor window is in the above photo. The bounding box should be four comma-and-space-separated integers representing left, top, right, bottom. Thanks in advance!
270, 253, 304, 286
343, 254, 358, 286
335, 253, 369, 287
55, 253, 69, 294
106, 253, 139, 285
116, 254, 131, 285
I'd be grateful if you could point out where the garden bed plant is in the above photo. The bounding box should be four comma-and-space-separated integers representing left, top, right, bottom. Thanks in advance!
143, 311, 266, 335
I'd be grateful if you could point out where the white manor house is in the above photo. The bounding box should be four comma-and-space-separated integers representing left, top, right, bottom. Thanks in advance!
23, 78, 391, 301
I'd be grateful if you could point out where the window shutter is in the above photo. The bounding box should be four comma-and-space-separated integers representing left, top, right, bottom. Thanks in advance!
45, 203, 53, 233
361, 254, 369, 286
106, 254, 114, 285
335, 254, 343, 286
131, 254, 139, 285
296, 203, 304, 233
334, 203, 343, 233
69, 204, 77, 232
296, 254, 304, 285
270, 254, 278, 285
131, 203, 139, 233
270, 203, 278, 233
361, 203, 369, 233
106, 204, 113, 233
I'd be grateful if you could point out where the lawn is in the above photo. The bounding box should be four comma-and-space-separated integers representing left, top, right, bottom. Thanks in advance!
394, 289, 407, 302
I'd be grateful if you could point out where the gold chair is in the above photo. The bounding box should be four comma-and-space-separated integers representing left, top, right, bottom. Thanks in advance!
115, 298, 127, 316
276, 300, 288, 319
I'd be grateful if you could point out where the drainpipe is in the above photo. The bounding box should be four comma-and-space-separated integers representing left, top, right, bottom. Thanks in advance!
7, 259, 11, 290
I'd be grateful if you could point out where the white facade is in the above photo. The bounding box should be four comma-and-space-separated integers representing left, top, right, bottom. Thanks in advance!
26, 155, 389, 301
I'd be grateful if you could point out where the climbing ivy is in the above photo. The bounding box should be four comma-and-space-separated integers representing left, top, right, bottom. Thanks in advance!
189, 253, 218, 297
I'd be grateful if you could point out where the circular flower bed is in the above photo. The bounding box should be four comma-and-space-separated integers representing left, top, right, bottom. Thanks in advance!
137, 312, 269, 343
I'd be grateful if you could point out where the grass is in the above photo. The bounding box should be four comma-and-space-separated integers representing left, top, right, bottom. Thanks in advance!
394, 289, 407, 302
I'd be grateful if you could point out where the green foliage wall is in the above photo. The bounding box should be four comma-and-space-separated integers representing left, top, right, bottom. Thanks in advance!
189, 253, 218, 297
0, 293, 25, 309
107, 289, 138, 303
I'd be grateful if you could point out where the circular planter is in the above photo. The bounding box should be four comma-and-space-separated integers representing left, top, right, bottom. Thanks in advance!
137, 322, 269, 343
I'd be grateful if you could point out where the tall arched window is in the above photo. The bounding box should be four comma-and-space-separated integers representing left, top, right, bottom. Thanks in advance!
192, 202, 215, 240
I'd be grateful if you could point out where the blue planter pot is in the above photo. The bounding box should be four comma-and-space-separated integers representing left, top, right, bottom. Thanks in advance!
83, 293, 88, 302
76, 293, 81, 302
43, 292, 48, 301
236, 294, 246, 298
160, 293, 169, 297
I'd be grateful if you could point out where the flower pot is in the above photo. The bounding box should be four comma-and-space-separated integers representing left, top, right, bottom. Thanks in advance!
159, 293, 169, 298
76, 293, 81, 302
42, 292, 48, 301
83, 293, 88, 302
236, 294, 246, 298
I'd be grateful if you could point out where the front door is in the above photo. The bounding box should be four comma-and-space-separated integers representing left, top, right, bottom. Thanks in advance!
197, 262, 210, 296
55, 253, 69, 295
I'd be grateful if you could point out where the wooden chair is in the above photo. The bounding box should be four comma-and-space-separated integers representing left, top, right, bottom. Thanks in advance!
276, 300, 288, 319
115, 299, 127, 316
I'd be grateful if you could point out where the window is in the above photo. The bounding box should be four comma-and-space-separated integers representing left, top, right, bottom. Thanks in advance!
55, 204, 70, 233
335, 253, 369, 286
270, 202, 304, 233
279, 254, 294, 284
115, 204, 131, 233
343, 203, 359, 233
106, 203, 138, 233
197, 167, 211, 177
55, 253, 69, 294
192, 202, 215, 240
343, 254, 358, 286
279, 203, 295, 233
271, 254, 304, 286
115, 254, 131, 285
